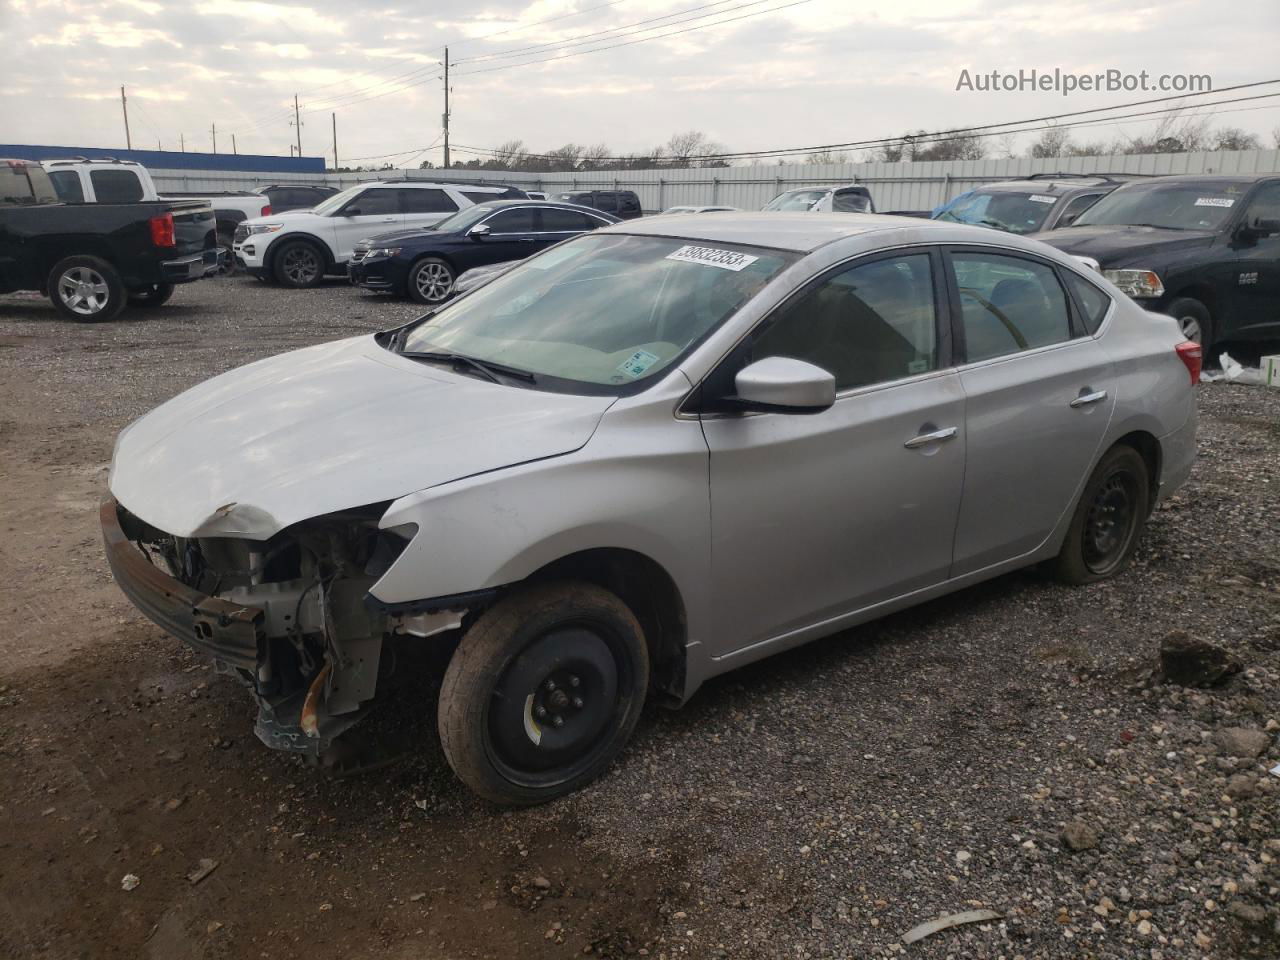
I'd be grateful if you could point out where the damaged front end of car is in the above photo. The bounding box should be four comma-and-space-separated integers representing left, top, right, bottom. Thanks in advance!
101, 497, 469, 763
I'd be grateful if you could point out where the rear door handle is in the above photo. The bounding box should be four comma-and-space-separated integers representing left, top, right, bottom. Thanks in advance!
382, 217, 397, 222
904, 426, 958, 449
1070, 389, 1108, 408
518, 236, 536, 242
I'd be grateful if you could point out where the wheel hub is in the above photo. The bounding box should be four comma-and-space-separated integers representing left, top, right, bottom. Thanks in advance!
1084, 473, 1136, 573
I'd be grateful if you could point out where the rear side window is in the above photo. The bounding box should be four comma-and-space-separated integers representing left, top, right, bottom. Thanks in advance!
592, 193, 619, 213
539, 208, 601, 232
952, 252, 1072, 362
618, 192, 641, 214
400, 188, 457, 213
1064, 271, 1112, 334
49, 170, 85, 203
462, 190, 502, 205
90, 169, 144, 202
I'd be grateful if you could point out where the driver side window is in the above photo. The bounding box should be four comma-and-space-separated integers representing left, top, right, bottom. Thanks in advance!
748, 253, 939, 391
342, 189, 399, 216
1244, 181, 1280, 225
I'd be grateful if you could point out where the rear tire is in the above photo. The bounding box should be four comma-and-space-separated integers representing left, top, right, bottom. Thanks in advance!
407, 257, 456, 305
1054, 445, 1150, 585
1166, 296, 1213, 348
438, 581, 649, 806
47, 255, 126, 323
272, 239, 326, 288
128, 283, 175, 307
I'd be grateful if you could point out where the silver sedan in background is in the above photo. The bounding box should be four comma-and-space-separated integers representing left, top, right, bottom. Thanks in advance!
104, 214, 1199, 804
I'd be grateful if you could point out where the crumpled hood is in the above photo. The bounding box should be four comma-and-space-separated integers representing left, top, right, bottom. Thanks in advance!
109, 336, 615, 539
1034, 224, 1216, 266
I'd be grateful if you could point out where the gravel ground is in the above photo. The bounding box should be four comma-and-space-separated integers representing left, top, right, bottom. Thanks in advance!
0, 276, 1277, 960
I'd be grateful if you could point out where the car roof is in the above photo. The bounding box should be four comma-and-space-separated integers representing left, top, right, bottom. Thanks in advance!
457, 198, 617, 217
1109, 173, 1277, 184
606, 211, 997, 252
365, 180, 514, 190
979, 178, 1116, 193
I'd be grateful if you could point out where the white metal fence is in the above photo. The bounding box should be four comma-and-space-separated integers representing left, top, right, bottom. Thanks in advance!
150, 148, 1280, 214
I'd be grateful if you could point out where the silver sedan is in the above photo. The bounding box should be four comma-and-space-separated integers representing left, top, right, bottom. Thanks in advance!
104, 213, 1199, 804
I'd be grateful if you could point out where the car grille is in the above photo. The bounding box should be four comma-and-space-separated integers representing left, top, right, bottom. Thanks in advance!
233, 224, 249, 244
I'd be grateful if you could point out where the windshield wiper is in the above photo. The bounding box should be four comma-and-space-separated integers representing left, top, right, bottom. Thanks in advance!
400, 350, 536, 384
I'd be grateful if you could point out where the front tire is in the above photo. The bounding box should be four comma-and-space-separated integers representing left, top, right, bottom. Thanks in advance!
1166, 296, 1213, 348
47, 255, 126, 323
128, 283, 175, 307
407, 257, 456, 304
438, 581, 649, 806
1054, 445, 1150, 585
273, 239, 326, 288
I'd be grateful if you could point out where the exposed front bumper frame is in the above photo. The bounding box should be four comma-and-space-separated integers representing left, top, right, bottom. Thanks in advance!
100, 497, 264, 671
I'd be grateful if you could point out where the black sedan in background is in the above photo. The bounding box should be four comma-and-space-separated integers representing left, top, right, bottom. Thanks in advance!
349, 200, 618, 303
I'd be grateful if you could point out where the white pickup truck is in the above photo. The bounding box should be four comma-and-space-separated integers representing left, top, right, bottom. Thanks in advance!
42, 158, 271, 272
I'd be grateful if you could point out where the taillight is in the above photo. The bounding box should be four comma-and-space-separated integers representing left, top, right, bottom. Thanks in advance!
260, 204, 272, 217
149, 212, 175, 247
1175, 340, 1202, 385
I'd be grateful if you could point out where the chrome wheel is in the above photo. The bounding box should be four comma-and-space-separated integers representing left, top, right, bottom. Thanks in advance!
413, 261, 454, 302
281, 245, 321, 285
1178, 315, 1202, 344
1083, 470, 1139, 576
57, 266, 110, 317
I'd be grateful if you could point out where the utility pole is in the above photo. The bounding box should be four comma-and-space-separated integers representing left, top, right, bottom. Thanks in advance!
232, 134, 237, 155
180, 133, 185, 152
332, 112, 338, 170
293, 94, 302, 157
442, 47, 450, 169
120, 86, 132, 149
211, 123, 217, 154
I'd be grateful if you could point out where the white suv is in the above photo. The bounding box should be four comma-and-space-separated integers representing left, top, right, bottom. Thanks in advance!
234, 181, 523, 287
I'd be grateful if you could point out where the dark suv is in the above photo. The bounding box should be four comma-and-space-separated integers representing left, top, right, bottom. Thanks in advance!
257, 183, 339, 213
552, 190, 643, 219
1035, 174, 1280, 347
933, 173, 1135, 235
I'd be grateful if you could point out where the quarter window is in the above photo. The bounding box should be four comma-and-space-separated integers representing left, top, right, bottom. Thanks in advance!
953, 253, 1072, 362
1064, 271, 1112, 334
750, 253, 939, 391
400, 188, 456, 214
89, 169, 144, 203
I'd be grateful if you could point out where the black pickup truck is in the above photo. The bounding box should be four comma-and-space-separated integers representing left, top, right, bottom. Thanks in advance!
1033, 174, 1280, 347
0, 159, 217, 322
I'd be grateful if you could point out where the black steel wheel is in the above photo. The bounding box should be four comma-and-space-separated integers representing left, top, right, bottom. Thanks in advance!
1054, 445, 1150, 584
438, 581, 649, 805
273, 239, 325, 288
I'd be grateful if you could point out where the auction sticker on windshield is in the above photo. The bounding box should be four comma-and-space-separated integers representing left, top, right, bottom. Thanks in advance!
1029, 194, 1057, 204
666, 245, 759, 271
1194, 197, 1235, 207
616, 349, 661, 379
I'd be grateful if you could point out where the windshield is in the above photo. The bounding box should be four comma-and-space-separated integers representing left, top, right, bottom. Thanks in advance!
1072, 180, 1252, 231
398, 233, 795, 393
763, 189, 827, 212
934, 189, 1057, 234
310, 184, 365, 216
430, 203, 498, 233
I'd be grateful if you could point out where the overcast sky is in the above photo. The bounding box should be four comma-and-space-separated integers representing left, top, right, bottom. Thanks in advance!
2, 0, 1277, 167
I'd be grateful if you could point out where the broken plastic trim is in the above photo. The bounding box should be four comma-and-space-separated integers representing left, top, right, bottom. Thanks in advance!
365, 586, 500, 618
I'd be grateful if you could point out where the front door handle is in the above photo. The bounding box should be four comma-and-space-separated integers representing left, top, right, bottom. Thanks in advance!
1070, 389, 1108, 408
904, 426, 958, 449
382, 217, 397, 222
518, 237, 535, 242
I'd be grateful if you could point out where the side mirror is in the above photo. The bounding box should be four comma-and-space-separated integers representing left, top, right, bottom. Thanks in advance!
1238, 217, 1280, 242
732, 357, 835, 414
468, 223, 491, 239
344, 207, 362, 217
1057, 212, 1080, 228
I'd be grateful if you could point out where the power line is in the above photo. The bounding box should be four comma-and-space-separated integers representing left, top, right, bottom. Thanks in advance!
453, 0, 813, 77
447, 85, 1280, 165
452, 0, 746, 64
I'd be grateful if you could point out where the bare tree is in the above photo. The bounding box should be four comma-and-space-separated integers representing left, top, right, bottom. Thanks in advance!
579, 143, 610, 169
545, 143, 583, 171
804, 149, 849, 164
666, 130, 724, 166
489, 139, 527, 169
991, 133, 1019, 159
1029, 126, 1072, 159
1211, 128, 1261, 151
1120, 110, 1211, 154
1274, 127, 1280, 149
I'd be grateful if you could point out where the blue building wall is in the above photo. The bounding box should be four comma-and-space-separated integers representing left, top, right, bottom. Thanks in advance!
1, 144, 326, 173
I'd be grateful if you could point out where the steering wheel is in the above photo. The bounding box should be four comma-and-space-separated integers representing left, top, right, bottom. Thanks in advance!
958, 287, 1029, 350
